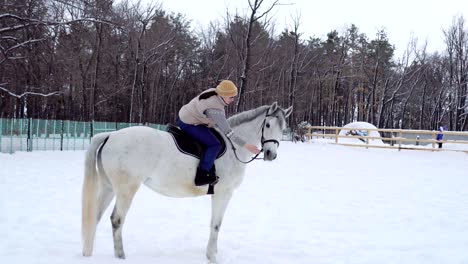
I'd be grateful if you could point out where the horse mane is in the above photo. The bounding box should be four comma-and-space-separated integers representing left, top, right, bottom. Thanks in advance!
228, 105, 270, 127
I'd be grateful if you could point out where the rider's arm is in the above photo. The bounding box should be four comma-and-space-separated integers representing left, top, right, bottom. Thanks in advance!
205, 109, 246, 147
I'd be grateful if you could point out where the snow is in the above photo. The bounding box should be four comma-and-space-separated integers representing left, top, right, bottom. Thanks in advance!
1, 142, 468, 264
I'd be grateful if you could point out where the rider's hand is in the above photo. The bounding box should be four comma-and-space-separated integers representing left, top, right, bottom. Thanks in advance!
244, 143, 261, 154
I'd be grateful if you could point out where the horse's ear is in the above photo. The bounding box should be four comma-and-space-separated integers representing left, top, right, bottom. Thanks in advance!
269, 102, 278, 114
284, 106, 293, 118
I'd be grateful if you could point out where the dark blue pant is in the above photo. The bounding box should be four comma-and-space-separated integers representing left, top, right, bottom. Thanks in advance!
177, 119, 221, 172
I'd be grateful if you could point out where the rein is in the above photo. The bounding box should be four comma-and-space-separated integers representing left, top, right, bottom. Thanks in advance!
227, 111, 280, 164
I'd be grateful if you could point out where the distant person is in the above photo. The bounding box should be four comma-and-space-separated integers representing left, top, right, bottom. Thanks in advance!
436, 126, 445, 148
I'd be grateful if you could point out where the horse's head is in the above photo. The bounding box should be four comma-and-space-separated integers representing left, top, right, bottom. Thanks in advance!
261, 102, 293, 161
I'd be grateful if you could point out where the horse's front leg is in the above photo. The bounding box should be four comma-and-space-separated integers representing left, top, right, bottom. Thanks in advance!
206, 190, 233, 263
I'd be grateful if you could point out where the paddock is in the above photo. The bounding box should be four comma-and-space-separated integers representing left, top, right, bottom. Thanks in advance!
1, 142, 467, 264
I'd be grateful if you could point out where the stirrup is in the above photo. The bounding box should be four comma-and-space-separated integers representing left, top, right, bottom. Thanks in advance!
210, 176, 219, 185
207, 177, 219, 195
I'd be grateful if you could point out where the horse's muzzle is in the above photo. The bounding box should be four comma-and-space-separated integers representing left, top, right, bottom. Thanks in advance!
264, 149, 277, 161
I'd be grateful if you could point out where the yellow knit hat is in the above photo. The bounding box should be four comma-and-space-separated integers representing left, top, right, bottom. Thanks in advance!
215, 80, 238, 97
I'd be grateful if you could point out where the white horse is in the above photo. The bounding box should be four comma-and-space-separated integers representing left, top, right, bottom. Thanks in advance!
82, 102, 292, 263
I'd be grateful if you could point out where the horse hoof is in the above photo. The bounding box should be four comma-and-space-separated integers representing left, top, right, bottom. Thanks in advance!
206, 252, 217, 263
82, 248, 93, 257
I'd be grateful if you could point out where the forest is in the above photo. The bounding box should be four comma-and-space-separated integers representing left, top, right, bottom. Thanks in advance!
1, 0, 467, 131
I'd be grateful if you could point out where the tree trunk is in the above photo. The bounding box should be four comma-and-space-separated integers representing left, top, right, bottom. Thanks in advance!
91, 23, 103, 122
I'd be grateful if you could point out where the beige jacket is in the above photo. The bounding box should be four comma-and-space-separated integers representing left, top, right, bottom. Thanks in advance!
178, 88, 227, 127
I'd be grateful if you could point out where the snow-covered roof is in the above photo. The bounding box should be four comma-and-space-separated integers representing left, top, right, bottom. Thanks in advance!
338, 122, 385, 145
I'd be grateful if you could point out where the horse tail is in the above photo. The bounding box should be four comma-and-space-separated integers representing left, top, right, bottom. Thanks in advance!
82, 132, 110, 256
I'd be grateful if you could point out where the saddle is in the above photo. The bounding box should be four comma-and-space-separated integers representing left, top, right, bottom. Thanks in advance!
166, 124, 227, 160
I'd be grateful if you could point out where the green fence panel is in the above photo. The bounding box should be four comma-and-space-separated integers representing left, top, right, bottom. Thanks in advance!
0, 118, 165, 153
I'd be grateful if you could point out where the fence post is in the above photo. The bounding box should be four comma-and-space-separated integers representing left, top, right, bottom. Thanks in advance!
60, 120, 64, 151
431, 131, 436, 150
398, 130, 402, 151
82, 121, 86, 149
9, 119, 13, 154
335, 128, 339, 143
90, 120, 94, 139
52, 119, 56, 151
36, 119, 40, 150
366, 129, 370, 149
66, 120, 70, 150
389, 131, 394, 146
73, 120, 77, 151
19, 118, 23, 151
43, 119, 46, 150
27, 118, 32, 151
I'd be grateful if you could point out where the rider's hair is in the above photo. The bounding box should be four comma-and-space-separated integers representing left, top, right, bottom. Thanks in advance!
198, 91, 218, 100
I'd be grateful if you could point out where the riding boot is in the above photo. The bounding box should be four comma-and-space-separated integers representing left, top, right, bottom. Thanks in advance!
209, 165, 218, 184
194, 167, 218, 186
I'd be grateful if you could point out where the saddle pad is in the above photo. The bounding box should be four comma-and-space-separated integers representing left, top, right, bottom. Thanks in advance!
166, 124, 226, 160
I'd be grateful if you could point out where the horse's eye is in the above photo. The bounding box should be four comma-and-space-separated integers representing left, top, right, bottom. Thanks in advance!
266, 123, 270, 128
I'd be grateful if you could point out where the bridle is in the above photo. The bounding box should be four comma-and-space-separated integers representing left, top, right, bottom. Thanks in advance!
227, 111, 280, 164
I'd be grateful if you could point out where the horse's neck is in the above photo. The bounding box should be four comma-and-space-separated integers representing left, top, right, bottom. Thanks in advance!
231, 111, 265, 157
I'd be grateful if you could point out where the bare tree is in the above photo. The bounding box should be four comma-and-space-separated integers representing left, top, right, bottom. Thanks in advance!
127, 0, 160, 123
443, 15, 468, 130
235, 0, 279, 112
286, 15, 301, 127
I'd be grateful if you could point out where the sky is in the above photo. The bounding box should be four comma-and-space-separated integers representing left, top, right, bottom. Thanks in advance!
160, 0, 468, 58
1, 139, 468, 263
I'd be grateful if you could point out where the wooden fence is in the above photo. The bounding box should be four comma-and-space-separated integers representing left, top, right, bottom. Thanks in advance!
305, 126, 468, 153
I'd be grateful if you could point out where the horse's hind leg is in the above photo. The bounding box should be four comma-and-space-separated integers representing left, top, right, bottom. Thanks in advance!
97, 185, 114, 222
110, 182, 140, 259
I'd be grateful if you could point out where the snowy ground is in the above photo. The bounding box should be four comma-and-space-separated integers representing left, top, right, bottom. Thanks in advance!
1, 142, 468, 264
